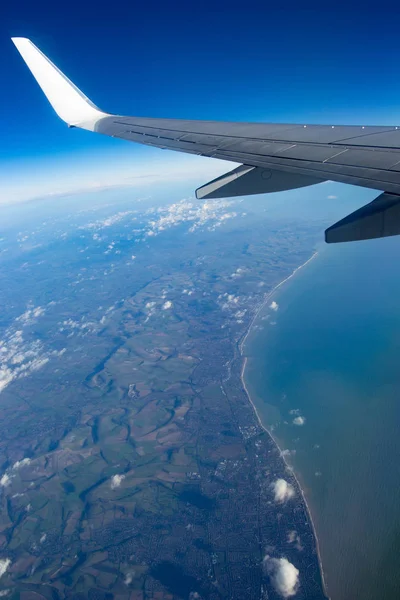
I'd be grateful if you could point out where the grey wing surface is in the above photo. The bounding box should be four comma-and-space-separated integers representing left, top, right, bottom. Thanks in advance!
12, 37, 400, 243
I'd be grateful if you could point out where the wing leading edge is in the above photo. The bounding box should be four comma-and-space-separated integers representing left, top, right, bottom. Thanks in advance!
12, 37, 400, 243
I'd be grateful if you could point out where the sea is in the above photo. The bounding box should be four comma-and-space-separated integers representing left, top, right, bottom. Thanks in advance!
244, 235, 400, 600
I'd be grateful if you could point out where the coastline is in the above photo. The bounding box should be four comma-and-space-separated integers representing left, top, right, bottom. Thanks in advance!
238, 251, 331, 599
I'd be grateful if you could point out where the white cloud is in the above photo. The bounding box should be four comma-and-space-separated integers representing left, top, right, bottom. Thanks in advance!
162, 301, 173, 310
293, 416, 306, 426
327, 195, 337, 200
140, 198, 238, 239
110, 474, 125, 490
287, 530, 303, 551
83, 210, 137, 231
287, 531, 296, 544
60, 317, 98, 336
0, 369, 14, 394
0, 314, 65, 396
15, 306, 46, 325
219, 293, 240, 311
0, 558, 11, 579
271, 478, 295, 503
40, 533, 47, 544
263, 556, 299, 598
125, 572, 134, 585
144, 301, 157, 321
270, 301, 279, 311
281, 449, 296, 458
0, 474, 12, 488
231, 267, 246, 278
12, 458, 31, 470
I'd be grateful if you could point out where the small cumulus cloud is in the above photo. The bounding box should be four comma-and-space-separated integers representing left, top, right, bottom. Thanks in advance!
0, 558, 11, 579
12, 458, 31, 470
281, 449, 296, 458
144, 301, 157, 321
231, 267, 246, 279
81, 210, 137, 231
59, 317, 97, 337
0, 315, 65, 395
162, 301, 173, 310
140, 198, 238, 239
271, 479, 295, 503
218, 293, 240, 311
110, 474, 125, 490
287, 530, 303, 551
270, 301, 279, 311
15, 305, 46, 325
263, 556, 299, 598
327, 195, 337, 200
0, 474, 12, 488
293, 416, 306, 426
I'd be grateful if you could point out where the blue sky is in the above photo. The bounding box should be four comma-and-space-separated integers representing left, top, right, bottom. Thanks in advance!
2, 1, 400, 204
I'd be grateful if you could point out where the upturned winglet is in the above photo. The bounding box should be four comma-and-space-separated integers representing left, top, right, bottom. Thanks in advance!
11, 37, 108, 129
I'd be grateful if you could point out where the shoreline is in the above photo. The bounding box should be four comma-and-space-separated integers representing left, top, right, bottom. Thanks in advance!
238, 251, 331, 599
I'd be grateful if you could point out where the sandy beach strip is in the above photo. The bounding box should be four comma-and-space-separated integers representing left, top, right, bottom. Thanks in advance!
238, 251, 331, 599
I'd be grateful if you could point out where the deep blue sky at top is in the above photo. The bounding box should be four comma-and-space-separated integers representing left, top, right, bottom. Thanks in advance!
2, 0, 400, 203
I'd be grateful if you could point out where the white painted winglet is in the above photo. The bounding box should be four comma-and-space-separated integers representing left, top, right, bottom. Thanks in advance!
11, 37, 109, 129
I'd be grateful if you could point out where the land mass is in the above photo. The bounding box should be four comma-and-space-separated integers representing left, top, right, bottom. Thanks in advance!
0, 192, 329, 599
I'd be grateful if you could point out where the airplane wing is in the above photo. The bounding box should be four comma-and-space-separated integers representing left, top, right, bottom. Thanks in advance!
12, 37, 400, 243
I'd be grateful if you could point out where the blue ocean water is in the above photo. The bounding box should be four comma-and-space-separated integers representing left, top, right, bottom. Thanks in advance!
244, 237, 400, 600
